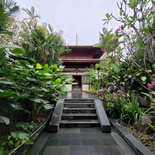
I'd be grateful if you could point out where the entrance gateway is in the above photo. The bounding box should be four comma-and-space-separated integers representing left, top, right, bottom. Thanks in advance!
61, 45, 103, 91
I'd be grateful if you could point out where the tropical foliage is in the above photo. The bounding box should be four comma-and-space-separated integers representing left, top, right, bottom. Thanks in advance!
103, 0, 155, 74
94, 27, 120, 54
0, 1, 72, 154
88, 0, 155, 134
19, 6, 69, 65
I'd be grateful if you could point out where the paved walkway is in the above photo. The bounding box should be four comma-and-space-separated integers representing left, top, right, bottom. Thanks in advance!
60, 91, 99, 99
28, 127, 137, 155
28, 91, 136, 155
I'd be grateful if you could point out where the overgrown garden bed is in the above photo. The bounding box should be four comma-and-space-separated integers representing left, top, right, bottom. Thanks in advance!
0, 1, 72, 154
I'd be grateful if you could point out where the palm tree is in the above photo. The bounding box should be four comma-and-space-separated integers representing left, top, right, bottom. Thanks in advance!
20, 6, 67, 65
0, 0, 19, 34
22, 6, 40, 21
94, 27, 119, 55
21, 23, 66, 65
3, 0, 19, 14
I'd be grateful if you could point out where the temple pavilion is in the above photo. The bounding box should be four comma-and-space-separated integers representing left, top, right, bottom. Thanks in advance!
61, 45, 103, 92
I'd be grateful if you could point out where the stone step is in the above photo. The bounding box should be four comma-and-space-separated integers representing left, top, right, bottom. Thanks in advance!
60, 119, 100, 126
64, 103, 94, 108
65, 99, 94, 103
62, 113, 97, 117
63, 107, 95, 110
63, 108, 96, 113
61, 113, 98, 120
64, 102, 94, 104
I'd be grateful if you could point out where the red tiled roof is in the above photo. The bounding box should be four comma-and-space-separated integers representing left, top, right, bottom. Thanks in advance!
62, 58, 101, 63
67, 45, 101, 50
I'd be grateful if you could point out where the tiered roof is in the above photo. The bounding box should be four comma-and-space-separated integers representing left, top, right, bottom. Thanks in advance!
62, 45, 103, 64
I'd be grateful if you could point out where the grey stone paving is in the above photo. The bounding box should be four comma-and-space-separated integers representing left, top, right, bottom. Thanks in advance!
28, 127, 136, 155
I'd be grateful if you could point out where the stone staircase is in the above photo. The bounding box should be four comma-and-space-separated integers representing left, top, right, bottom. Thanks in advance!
60, 99, 100, 127
49, 98, 111, 132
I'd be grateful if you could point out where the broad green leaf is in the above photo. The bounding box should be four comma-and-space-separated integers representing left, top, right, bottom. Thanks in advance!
139, 28, 150, 33
112, 64, 120, 73
117, 47, 123, 53
1, 69, 14, 77
45, 81, 53, 84
55, 78, 62, 84
26, 64, 34, 69
132, 14, 137, 21
43, 104, 53, 110
10, 48, 25, 54
137, 38, 143, 47
146, 70, 152, 73
0, 80, 14, 85
105, 13, 111, 19
0, 90, 16, 97
129, 0, 139, 8
29, 58, 36, 63
0, 49, 6, 62
43, 64, 49, 68
38, 68, 51, 74
137, 49, 144, 57
26, 77, 36, 81
16, 122, 33, 131
141, 76, 147, 81
11, 104, 30, 113
11, 131, 29, 140
0, 45, 24, 54
28, 87, 41, 92
120, 10, 123, 16
112, 75, 117, 79
25, 140, 33, 145
64, 48, 71, 52
36, 63, 42, 69
52, 64, 58, 69
0, 147, 4, 155
40, 88, 49, 92
59, 65, 64, 69
30, 98, 49, 104
0, 116, 10, 125
43, 73, 52, 76
142, 0, 147, 4
14, 94, 28, 100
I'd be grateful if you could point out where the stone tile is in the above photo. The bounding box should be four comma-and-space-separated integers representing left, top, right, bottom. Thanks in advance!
101, 139, 118, 145
70, 139, 82, 145
97, 146, 121, 155
59, 129, 64, 133
70, 146, 96, 155
90, 133, 112, 139
93, 146, 109, 155
81, 139, 103, 145
62, 128, 80, 133
46, 139, 60, 146
50, 133, 71, 139
80, 127, 101, 133
94, 146, 122, 155
71, 133, 90, 139
59, 139, 71, 146
43, 146, 70, 155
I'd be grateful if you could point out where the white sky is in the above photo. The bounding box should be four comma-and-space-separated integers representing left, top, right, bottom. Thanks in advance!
14, 0, 121, 45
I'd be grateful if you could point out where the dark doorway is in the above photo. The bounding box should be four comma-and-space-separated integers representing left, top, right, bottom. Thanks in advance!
72, 76, 81, 90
